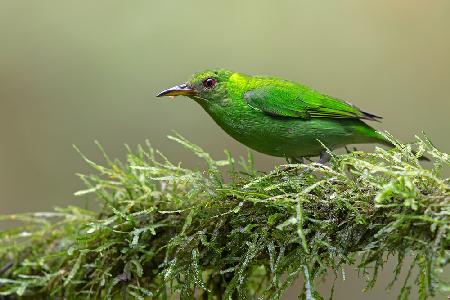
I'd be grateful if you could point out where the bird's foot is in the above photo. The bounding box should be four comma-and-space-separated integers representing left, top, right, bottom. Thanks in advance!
285, 157, 304, 164
283, 157, 306, 175
284, 152, 331, 177
317, 151, 331, 165
298, 151, 332, 176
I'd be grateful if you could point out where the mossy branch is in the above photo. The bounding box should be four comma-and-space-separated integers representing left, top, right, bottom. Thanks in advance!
0, 133, 448, 299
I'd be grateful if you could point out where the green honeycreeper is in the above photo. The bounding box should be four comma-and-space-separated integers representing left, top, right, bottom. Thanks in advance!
157, 69, 393, 163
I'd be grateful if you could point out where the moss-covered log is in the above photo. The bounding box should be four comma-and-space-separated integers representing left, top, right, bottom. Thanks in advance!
0, 133, 448, 299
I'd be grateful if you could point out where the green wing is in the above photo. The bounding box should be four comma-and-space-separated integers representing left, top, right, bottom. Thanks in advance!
243, 84, 381, 121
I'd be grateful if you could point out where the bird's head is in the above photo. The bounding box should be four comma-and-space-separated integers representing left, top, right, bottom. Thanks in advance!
157, 69, 235, 104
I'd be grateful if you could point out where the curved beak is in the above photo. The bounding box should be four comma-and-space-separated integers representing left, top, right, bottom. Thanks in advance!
156, 83, 196, 97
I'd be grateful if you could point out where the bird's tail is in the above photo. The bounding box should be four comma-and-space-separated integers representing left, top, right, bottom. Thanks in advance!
361, 110, 383, 122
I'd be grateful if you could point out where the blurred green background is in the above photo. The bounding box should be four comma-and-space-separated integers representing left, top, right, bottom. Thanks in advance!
0, 1, 448, 299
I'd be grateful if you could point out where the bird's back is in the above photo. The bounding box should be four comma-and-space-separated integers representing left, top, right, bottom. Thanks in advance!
232, 73, 382, 122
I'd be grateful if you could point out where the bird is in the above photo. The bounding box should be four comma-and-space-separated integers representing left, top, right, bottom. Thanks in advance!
157, 69, 397, 164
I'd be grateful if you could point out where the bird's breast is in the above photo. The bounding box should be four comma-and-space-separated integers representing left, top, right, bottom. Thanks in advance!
201, 102, 329, 157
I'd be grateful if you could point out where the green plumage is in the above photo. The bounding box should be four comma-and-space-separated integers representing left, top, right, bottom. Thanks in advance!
157, 69, 389, 161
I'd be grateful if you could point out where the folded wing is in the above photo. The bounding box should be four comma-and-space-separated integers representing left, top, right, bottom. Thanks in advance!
243, 84, 381, 121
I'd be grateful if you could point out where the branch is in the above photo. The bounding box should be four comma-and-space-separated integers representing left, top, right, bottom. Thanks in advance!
0, 133, 448, 299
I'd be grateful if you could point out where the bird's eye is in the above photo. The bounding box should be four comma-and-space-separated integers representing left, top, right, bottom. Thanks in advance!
202, 78, 216, 89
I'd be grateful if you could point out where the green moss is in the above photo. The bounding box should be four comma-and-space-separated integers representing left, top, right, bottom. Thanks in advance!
0, 133, 448, 299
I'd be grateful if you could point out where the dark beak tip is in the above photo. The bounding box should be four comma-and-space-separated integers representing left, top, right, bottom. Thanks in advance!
156, 88, 173, 97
